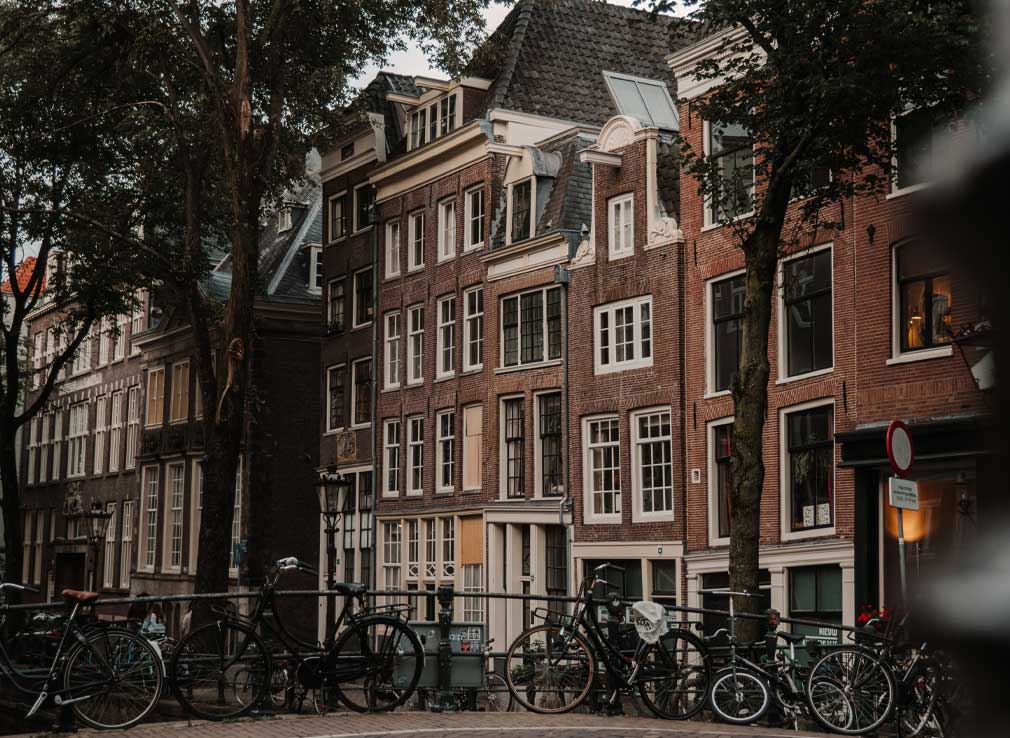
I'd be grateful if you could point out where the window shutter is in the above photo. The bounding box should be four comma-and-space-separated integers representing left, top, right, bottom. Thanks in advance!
459, 516, 483, 566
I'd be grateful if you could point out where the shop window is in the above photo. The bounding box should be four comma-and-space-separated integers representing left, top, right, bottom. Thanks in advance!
699, 570, 770, 638
790, 565, 843, 645
652, 560, 677, 612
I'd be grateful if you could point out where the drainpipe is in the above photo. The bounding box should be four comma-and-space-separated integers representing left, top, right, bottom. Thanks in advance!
554, 263, 573, 602
369, 212, 379, 595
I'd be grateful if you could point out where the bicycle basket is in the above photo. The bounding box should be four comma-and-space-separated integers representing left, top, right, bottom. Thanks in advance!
631, 601, 668, 645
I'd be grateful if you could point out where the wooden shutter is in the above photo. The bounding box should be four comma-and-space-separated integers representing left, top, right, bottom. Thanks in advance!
462, 405, 483, 490
459, 516, 483, 565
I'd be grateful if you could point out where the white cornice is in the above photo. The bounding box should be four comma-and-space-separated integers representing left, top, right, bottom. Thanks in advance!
666, 26, 753, 102
369, 121, 489, 193
579, 150, 623, 167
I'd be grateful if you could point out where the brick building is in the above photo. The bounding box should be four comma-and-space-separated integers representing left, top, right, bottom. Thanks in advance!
356, 0, 696, 652
132, 179, 322, 632
668, 26, 990, 636
17, 256, 152, 604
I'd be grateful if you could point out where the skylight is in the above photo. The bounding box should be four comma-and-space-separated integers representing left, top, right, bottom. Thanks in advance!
603, 72, 679, 131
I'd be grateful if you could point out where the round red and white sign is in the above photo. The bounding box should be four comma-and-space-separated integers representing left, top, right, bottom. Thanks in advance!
886, 420, 915, 477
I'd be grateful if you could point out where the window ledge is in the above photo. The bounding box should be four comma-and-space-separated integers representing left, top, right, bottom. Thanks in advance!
781, 526, 836, 542
384, 272, 401, 282
776, 366, 834, 385
324, 428, 344, 436
584, 517, 622, 525
436, 489, 453, 496
886, 181, 933, 200
382, 385, 400, 394
352, 226, 374, 235
494, 359, 563, 375
351, 322, 373, 332
406, 491, 424, 498
434, 374, 456, 384
608, 249, 634, 262
595, 360, 654, 376
437, 254, 456, 264
351, 423, 369, 431
406, 380, 424, 388
463, 243, 483, 253
708, 537, 731, 548
327, 236, 347, 246
703, 389, 732, 400
634, 513, 675, 524
702, 211, 754, 233
382, 492, 400, 499
461, 366, 483, 376
885, 346, 952, 366
406, 266, 425, 275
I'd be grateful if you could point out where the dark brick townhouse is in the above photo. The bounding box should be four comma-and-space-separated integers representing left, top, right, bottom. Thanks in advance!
668, 26, 991, 637
17, 256, 152, 605
131, 180, 322, 633
359, 0, 697, 652
317, 74, 419, 625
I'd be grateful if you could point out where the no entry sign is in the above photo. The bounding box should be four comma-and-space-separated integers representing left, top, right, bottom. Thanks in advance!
886, 420, 915, 478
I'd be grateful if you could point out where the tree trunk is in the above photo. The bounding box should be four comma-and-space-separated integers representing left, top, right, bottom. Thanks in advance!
0, 418, 23, 596
728, 174, 793, 641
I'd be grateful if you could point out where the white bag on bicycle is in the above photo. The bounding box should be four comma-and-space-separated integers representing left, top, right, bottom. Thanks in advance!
631, 600, 669, 644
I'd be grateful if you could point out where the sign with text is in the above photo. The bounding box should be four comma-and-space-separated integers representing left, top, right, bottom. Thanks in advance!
888, 477, 920, 510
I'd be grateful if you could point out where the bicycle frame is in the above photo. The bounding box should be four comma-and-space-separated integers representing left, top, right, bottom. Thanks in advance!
0, 600, 119, 716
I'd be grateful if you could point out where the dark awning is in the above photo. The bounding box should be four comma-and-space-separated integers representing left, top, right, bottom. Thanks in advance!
836, 415, 993, 468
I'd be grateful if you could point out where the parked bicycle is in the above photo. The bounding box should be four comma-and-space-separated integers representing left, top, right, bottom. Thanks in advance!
169, 557, 423, 719
805, 614, 950, 736
503, 562, 709, 719
705, 592, 850, 729
0, 583, 163, 730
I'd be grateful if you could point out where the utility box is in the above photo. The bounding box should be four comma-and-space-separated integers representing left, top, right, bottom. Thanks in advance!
392, 621, 486, 689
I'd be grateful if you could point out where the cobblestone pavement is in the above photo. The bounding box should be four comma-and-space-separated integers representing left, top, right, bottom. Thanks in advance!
9, 711, 824, 738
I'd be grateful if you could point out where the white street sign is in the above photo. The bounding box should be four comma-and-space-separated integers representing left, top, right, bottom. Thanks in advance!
888, 477, 920, 510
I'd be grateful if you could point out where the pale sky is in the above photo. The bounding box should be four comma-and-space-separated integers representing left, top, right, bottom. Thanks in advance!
351, 0, 662, 90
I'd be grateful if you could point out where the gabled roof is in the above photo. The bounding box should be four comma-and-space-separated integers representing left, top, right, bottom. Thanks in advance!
1, 256, 42, 295
211, 176, 323, 306
474, 0, 697, 127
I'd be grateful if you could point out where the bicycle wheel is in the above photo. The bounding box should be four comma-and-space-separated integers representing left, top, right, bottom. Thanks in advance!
504, 624, 595, 714
170, 621, 271, 720
637, 628, 710, 720
483, 671, 515, 712
63, 628, 163, 730
330, 615, 424, 712
709, 667, 770, 724
806, 647, 895, 734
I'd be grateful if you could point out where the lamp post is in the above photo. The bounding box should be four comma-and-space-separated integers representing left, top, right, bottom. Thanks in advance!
317, 472, 351, 641
81, 499, 113, 592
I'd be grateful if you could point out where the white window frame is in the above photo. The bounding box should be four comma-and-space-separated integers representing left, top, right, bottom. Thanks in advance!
407, 415, 424, 496
463, 287, 484, 372
776, 242, 835, 383
113, 314, 127, 361
385, 220, 401, 278
408, 211, 425, 272
67, 402, 88, 479
51, 411, 62, 481
93, 395, 107, 476
384, 311, 401, 390
464, 187, 484, 251
190, 461, 204, 568
169, 360, 191, 424
437, 199, 456, 262
889, 107, 940, 198
108, 391, 123, 473
38, 414, 48, 484
382, 521, 402, 592
352, 183, 374, 233
163, 461, 185, 573
705, 268, 746, 398
533, 390, 564, 499
436, 409, 455, 495
308, 245, 323, 293
26, 417, 38, 485
328, 192, 347, 242
631, 407, 674, 523
463, 563, 483, 621
702, 120, 756, 228
383, 419, 401, 497
886, 241, 954, 365
103, 502, 117, 589
436, 295, 455, 379
145, 366, 165, 427
407, 304, 424, 386
325, 363, 346, 433
327, 276, 345, 329
594, 295, 653, 374
499, 286, 562, 369
707, 416, 735, 547
352, 266, 373, 328
278, 207, 293, 232
506, 178, 535, 246
582, 414, 622, 524
779, 397, 836, 542
350, 357, 371, 428
499, 394, 525, 501
229, 457, 243, 577
125, 386, 140, 470
140, 465, 159, 573
608, 193, 634, 260
120, 500, 134, 588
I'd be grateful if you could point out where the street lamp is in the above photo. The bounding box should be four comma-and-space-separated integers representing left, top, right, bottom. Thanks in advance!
316, 472, 352, 640
80, 499, 113, 592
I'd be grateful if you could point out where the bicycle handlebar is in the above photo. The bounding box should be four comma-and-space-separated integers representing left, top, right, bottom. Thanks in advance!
713, 589, 763, 599
593, 562, 626, 575
0, 582, 39, 594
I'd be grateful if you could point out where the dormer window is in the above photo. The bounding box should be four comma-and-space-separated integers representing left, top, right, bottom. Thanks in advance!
603, 72, 679, 131
341, 142, 354, 160
278, 207, 293, 232
510, 180, 532, 243
408, 92, 459, 151
308, 245, 323, 291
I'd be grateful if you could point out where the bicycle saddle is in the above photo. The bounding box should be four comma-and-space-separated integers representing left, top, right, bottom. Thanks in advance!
62, 589, 99, 603
332, 582, 367, 595
776, 631, 806, 643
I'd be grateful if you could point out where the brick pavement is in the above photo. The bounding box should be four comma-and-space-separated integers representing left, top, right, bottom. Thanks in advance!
9, 711, 824, 738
